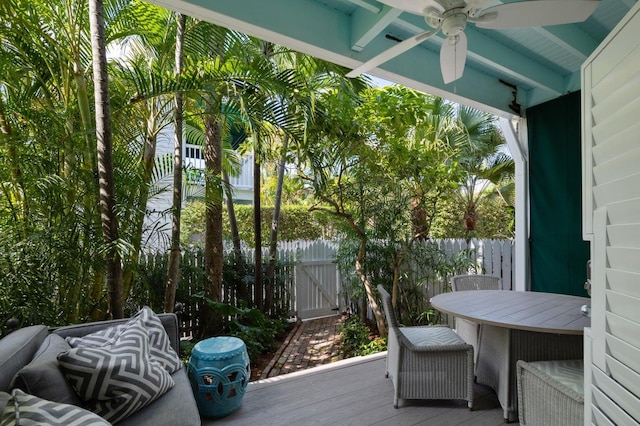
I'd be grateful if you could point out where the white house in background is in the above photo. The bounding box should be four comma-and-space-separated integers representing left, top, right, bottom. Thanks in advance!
144, 127, 255, 251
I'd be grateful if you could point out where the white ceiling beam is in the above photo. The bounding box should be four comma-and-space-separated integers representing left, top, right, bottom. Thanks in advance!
350, 5, 403, 51
345, 0, 381, 13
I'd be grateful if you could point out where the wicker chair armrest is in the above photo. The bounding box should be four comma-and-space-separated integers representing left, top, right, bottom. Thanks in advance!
516, 360, 585, 402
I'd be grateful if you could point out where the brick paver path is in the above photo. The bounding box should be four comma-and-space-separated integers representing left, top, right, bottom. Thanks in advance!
261, 315, 344, 379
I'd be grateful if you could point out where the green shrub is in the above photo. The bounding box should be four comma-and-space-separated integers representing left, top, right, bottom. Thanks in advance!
179, 339, 196, 365
430, 196, 514, 239
193, 294, 289, 362
336, 238, 474, 326
339, 315, 386, 357
227, 307, 288, 361
181, 202, 345, 246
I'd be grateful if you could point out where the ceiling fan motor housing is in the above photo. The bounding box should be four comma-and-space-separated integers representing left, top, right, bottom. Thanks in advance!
441, 9, 468, 37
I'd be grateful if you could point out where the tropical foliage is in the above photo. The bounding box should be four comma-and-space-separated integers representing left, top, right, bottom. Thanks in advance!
0, 0, 512, 340
339, 315, 386, 357
181, 203, 344, 245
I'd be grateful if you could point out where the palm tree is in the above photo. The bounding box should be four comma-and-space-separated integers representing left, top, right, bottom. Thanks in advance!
1, 0, 198, 322
89, 0, 123, 318
100, 2, 193, 307
172, 24, 303, 332
0, 0, 134, 322
202, 92, 225, 334
164, 12, 187, 313
262, 50, 354, 313
452, 105, 514, 242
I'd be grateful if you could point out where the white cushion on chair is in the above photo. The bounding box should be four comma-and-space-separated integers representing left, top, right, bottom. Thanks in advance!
400, 326, 467, 348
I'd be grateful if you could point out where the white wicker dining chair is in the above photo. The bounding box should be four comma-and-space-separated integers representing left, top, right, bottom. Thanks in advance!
377, 285, 474, 409
450, 274, 502, 292
450, 274, 502, 366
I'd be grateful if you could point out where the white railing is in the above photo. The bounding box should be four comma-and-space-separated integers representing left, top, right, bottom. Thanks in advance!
183, 144, 254, 189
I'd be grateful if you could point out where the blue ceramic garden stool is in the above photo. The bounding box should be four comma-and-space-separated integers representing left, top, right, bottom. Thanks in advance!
187, 336, 250, 418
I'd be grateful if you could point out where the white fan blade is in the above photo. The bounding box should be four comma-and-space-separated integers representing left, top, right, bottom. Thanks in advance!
346, 28, 439, 78
464, 0, 493, 14
475, 0, 600, 30
441, 32, 467, 84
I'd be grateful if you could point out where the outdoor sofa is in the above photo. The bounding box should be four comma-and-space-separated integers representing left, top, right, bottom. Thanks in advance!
0, 308, 201, 425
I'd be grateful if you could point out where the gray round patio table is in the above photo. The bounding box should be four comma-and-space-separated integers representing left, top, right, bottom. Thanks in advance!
431, 290, 590, 422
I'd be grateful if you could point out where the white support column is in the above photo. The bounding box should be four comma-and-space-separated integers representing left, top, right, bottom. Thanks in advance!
499, 117, 530, 292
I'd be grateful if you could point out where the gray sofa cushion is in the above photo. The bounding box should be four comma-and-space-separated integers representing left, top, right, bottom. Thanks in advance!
119, 368, 201, 426
10, 334, 82, 406
1, 389, 110, 426
0, 326, 48, 392
57, 318, 175, 424
0, 392, 9, 415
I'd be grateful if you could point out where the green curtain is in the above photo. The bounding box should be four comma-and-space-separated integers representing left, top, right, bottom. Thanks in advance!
527, 91, 590, 296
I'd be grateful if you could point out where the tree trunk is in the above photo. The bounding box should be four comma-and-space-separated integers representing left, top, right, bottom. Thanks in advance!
463, 202, 478, 244
355, 238, 387, 337
223, 169, 249, 303
202, 95, 224, 336
253, 41, 272, 313
123, 113, 157, 300
253, 148, 263, 311
410, 197, 429, 240
224, 170, 242, 258
265, 134, 289, 313
75, 50, 105, 320
89, 0, 123, 319
391, 256, 401, 310
165, 13, 186, 314
311, 200, 387, 336
0, 99, 29, 234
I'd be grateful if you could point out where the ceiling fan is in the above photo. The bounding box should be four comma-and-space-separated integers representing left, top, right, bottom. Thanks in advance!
346, 0, 601, 84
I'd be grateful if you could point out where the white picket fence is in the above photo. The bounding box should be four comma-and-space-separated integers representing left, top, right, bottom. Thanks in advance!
262, 238, 515, 319
433, 238, 514, 290
160, 238, 515, 333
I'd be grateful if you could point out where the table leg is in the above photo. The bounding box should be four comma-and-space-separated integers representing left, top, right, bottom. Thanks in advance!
476, 325, 516, 421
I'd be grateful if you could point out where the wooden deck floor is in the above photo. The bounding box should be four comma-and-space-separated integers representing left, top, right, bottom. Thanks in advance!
204, 352, 506, 426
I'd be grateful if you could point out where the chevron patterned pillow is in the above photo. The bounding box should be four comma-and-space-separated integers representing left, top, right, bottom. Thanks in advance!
0, 389, 110, 426
66, 306, 182, 373
58, 319, 175, 424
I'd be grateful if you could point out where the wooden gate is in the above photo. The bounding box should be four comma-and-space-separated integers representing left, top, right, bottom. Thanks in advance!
293, 241, 340, 319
